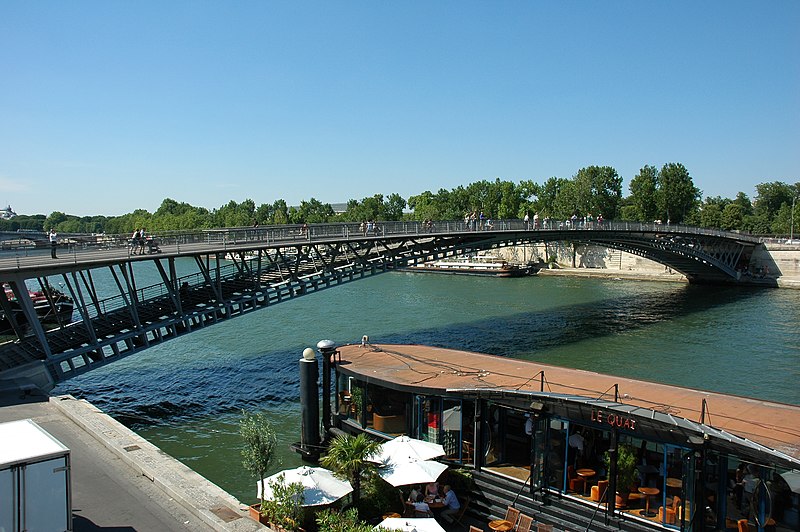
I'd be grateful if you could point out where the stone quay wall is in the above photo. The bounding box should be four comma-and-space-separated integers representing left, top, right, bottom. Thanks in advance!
494, 242, 800, 288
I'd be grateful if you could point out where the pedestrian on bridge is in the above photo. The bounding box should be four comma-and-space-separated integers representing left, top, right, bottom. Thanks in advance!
49, 229, 58, 259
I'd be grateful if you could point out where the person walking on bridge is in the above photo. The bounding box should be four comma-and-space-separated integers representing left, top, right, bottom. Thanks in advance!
49, 229, 58, 259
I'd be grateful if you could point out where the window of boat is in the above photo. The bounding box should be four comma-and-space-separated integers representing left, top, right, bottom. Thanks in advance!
417, 396, 442, 446
540, 419, 615, 499
368, 385, 410, 436
439, 399, 475, 464
721, 458, 799, 531
482, 405, 529, 468
612, 435, 695, 528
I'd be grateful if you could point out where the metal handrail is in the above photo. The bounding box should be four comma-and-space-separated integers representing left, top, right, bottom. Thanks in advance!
0, 219, 762, 261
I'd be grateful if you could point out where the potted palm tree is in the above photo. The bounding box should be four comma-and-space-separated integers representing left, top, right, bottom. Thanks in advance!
320, 433, 382, 508
240, 410, 278, 524
604, 443, 638, 508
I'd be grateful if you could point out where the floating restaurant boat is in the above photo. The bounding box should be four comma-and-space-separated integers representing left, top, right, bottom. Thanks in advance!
297, 342, 800, 532
0, 285, 74, 334
407, 257, 538, 277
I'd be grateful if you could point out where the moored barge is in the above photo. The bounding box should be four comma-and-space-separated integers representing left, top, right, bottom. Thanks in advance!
300, 342, 800, 532
407, 259, 538, 277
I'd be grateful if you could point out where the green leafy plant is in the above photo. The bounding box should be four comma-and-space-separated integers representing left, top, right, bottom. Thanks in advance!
240, 410, 278, 516
263, 473, 305, 531
446, 468, 474, 493
320, 433, 382, 507
604, 443, 638, 493
350, 386, 363, 418
316, 508, 374, 532
356, 472, 402, 520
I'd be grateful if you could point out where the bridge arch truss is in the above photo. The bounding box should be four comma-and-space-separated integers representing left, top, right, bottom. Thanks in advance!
0, 221, 760, 390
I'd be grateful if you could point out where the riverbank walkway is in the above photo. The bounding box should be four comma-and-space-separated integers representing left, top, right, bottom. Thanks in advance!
0, 392, 264, 531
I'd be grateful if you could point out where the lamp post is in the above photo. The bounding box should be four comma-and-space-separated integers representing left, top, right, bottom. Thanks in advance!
791, 195, 797, 242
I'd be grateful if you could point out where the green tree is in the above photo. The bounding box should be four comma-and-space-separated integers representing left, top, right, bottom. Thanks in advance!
384, 193, 407, 220
627, 165, 659, 222
407, 191, 440, 221
240, 410, 278, 515
319, 433, 381, 507
292, 198, 335, 224
698, 196, 728, 228
572, 166, 622, 219
536, 176, 571, 219
720, 203, 745, 231
272, 200, 290, 224
753, 181, 794, 220
255, 202, 275, 225
44, 211, 68, 230
655, 163, 701, 223
732, 192, 754, 217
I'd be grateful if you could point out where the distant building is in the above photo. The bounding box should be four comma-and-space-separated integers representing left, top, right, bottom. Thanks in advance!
330, 203, 348, 215
0, 205, 17, 220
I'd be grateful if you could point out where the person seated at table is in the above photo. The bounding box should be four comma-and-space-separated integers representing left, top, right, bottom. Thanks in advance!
425, 481, 440, 500
439, 485, 461, 524
408, 485, 422, 503
413, 494, 433, 517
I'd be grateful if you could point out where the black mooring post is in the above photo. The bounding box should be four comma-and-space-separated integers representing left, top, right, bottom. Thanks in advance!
299, 347, 320, 459
317, 339, 337, 441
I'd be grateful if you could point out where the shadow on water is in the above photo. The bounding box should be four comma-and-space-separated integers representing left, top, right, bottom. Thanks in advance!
53, 281, 769, 430
381, 282, 765, 357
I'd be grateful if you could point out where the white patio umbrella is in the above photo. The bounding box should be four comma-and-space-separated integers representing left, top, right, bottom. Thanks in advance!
780, 470, 800, 493
375, 517, 446, 532
378, 457, 448, 487
373, 435, 446, 465
257, 465, 353, 506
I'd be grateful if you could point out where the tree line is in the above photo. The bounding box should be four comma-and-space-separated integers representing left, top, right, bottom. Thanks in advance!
2, 163, 798, 237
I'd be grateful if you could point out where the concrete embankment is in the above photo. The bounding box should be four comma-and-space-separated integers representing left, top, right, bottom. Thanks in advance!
0, 393, 265, 532
498, 242, 800, 288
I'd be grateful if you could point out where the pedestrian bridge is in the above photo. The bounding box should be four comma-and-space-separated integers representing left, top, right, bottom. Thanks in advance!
0, 220, 760, 393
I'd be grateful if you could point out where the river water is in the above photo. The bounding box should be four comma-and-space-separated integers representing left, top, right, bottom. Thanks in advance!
51, 265, 800, 504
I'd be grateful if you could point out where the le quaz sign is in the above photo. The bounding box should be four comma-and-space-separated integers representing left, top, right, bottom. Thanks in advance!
591, 409, 637, 431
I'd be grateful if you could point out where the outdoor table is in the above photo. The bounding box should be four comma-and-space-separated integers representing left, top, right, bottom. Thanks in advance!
488, 519, 514, 532
638, 486, 660, 517
666, 477, 682, 492
576, 468, 596, 496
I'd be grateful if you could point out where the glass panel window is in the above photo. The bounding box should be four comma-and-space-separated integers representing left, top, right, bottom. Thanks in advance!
419, 397, 442, 444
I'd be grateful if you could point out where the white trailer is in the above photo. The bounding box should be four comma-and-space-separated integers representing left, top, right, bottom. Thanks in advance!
0, 419, 71, 532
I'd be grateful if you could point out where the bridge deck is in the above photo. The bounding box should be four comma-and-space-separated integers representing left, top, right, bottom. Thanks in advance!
0, 222, 761, 390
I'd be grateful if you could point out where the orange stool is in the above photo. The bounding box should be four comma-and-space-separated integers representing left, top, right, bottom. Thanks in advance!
590, 480, 609, 502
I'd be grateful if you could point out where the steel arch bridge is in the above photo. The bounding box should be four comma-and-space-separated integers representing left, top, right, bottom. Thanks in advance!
0, 220, 760, 392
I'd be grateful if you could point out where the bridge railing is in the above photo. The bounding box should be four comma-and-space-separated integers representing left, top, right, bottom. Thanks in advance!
83, 266, 239, 319
0, 219, 761, 260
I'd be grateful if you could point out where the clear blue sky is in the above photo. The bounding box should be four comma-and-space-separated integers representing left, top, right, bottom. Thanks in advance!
1, 1, 798, 217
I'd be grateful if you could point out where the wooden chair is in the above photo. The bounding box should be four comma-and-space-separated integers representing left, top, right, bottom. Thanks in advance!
516, 513, 534, 532
504, 506, 521, 529
657, 495, 680, 524
567, 465, 586, 494
536, 525, 553, 532
453, 496, 470, 526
